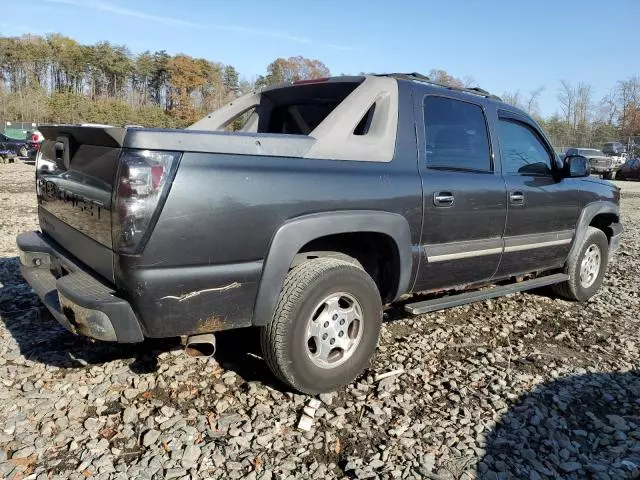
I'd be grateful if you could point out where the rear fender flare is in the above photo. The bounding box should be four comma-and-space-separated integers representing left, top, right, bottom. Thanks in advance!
252, 211, 413, 326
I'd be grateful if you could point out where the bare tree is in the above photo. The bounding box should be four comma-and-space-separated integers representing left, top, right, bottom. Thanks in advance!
502, 91, 522, 109
575, 83, 593, 126
525, 86, 544, 116
558, 80, 576, 126
462, 75, 478, 88
598, 88, 618, 125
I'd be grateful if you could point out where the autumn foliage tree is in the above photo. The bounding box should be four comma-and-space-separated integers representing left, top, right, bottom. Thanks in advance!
1, 31, 638, 150
0, 34, 331, 128
256, 56, 330, 87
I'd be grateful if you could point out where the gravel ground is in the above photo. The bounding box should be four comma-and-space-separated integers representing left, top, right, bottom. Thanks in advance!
1, 161, 639, 480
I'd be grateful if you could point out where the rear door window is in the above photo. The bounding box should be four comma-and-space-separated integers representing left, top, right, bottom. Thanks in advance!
423, 96, 492, 173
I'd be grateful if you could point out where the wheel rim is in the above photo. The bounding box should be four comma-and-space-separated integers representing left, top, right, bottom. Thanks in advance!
304, 292, 364, 369
19, 146, 27, 156
579, 244, 601, 288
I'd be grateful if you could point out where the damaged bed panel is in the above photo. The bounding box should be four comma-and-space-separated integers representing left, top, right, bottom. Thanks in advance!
114, 258, 262, 337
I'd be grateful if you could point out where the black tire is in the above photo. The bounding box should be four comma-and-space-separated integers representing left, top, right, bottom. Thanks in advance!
261, 257, 382, 394
615, 171, 625, 181
602, 171, 613, 180
552, 226, 609, 301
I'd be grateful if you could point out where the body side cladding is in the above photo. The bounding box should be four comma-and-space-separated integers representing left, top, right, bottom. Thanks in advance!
252, 211, 413, 326
567, 200, 620, 265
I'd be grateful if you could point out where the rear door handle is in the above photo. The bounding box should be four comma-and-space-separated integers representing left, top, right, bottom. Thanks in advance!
433, 191, 455, 207
509, 191, 525, 205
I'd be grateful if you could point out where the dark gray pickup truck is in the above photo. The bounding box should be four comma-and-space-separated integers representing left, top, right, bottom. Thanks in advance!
17, 73, 622, 393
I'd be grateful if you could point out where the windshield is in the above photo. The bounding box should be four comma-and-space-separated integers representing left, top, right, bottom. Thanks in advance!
579, 149, 604, 156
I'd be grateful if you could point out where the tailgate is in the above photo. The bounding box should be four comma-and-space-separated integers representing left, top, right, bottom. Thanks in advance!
37, 125, 125, 281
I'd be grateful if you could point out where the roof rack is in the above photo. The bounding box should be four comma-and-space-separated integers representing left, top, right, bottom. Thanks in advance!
379, 72, 502, 101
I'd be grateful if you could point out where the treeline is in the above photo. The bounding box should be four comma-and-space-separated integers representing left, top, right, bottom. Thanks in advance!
1, 33, 638, 150
0, 34, 330, 128
502, 78, 640, 151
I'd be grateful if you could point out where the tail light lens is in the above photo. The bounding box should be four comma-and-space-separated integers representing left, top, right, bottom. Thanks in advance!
112, 149, 181, 253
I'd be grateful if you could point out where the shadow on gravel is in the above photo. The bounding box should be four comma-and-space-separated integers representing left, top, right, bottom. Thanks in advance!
478, 370, 640, 479
213, 327, 289, 391
0, 256, 287, 389
0, 256, 182, 373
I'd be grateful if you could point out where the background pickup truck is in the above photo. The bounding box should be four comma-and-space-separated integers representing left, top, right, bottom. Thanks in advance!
565, 147, 618, 179
17, 73, 622, 393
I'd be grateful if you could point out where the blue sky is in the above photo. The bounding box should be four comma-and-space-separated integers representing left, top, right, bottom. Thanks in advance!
2, 0, 638, 117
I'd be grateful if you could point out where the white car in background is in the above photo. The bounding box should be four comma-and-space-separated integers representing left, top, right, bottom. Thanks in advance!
610, 152, 628, 168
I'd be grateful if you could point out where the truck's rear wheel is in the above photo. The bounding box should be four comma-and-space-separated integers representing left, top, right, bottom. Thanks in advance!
602, 171, 613, 180
553, 226, 609, 301
261, 257, 382, 394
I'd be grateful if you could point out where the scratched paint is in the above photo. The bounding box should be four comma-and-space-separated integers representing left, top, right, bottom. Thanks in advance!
160, 282, 241, 302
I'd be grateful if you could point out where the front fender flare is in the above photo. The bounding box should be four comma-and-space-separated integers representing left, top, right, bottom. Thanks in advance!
567, 200, 620, 265
252, 211, 413, 326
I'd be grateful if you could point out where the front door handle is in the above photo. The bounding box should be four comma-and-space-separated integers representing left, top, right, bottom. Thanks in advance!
509, 191, 525, 205
433, 191, 455, 207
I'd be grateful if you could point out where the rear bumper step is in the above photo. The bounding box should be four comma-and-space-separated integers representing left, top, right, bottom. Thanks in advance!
404, 273, 569, 315
17, 231, 144, 343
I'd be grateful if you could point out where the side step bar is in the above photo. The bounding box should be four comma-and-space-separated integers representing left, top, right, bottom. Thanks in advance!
404, 273, 569, 315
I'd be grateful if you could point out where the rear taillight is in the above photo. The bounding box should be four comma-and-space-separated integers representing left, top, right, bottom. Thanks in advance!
112, 149, 181, 253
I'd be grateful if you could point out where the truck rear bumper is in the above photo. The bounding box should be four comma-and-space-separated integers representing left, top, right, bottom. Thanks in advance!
17, 231, 144, 343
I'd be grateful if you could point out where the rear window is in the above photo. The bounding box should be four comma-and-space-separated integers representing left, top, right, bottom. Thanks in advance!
258, 81, 361, 135
423, 96, 491, 172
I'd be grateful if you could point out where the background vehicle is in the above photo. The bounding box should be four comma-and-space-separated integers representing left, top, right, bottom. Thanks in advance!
566, 147, 616, 179
0, 132, 30, 158
602, 142, 626, 156
0, 149, 18, 163
615, 158, 640, 180
17, 74, 622, 393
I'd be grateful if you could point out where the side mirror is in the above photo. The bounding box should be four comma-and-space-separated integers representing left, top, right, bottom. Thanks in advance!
563, 155, 590, 178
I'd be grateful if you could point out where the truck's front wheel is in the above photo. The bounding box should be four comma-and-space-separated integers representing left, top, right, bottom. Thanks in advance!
261, 257, 382, 394
553, 226, 609, 301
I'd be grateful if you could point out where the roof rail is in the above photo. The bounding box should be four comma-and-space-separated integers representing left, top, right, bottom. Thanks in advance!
379, 72, 502, 101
